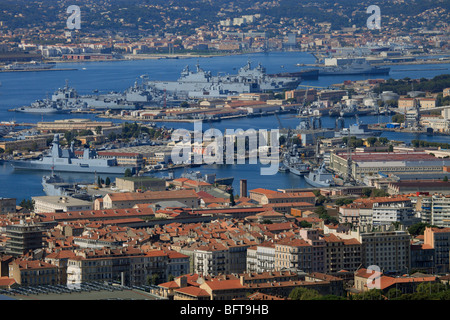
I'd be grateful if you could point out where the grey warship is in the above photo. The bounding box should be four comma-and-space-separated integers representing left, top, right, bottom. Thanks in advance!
146, 61, 302, 96
10, 134, 135, 174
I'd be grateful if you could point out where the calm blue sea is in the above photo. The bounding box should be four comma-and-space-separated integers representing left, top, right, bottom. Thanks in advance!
0, 51, 449, 202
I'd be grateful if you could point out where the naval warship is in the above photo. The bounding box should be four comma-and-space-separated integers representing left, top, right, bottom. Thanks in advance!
146, 61, 302, 96
318, 58, 390, 76
10, 134, 136, 174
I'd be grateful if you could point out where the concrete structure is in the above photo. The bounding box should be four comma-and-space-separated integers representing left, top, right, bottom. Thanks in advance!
102, 190, 199, 209
115, 177, 166, 192
32, 196, 93, 214
5, 222, 44, 256
424, 227, 450, 273
331, 151, 450, 180
0, 198, 16, 214
37, 119, 114, 132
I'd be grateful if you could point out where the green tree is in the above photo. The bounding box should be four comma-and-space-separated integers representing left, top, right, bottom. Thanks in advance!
444, 176, 448, 182
124, 168, 132, 177
105, 177, 111, 186
367, 137, 377, 147
19, 199, 34, 211
289, 287, 322, 300
298, 220, 313, 228
408, 222, 436, 236
97, 176, 102, 188
352, 289, 384, 300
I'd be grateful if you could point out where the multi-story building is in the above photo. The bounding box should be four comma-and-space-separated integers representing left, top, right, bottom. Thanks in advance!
102, 189, 200, 209
193, 243, 229, 276
115, 177, 166, 192
322, 233, 362, 274
246, 242, 276, 273
358, 227, 411, 274
5, 222, 44, 257
424, 227, 450, 274
430, 195, 450, 227
338, 226, 411, 274
331, 151, 450, 180
166, 251, 190, 279
66, 248, 169, 287
0, 198, 16, 214
274, 231, 325, 274
371, 197, 418, 227
9, 259, 60, 286
32, 196, 93, 214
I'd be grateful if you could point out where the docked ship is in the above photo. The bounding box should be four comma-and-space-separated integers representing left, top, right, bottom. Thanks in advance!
50, 80, 152, 110
181, 171, 234, 186
146, 61, 302, 96
335, 119, 382, 138
12, 99, 71, 114
283, 156, 310, 176
317, 58, 390, 76
42, 174, 92, 200
2, 61, 56, 71
304, 163, 336, 187
329, 103, 373, 117
10, 134, 136, 174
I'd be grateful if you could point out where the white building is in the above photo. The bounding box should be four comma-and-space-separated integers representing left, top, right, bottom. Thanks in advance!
32, 196, 93, 214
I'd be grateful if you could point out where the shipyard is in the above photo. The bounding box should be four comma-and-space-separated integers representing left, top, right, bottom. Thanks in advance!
2, 0, 450, 309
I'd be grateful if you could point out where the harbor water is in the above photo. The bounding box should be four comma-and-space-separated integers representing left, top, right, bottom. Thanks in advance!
0, 51, 449, 201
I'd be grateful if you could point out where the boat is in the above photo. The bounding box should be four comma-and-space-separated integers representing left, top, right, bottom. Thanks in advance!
181, 171, 234, 186
146, 61, 302, 96
317, 58, 390, 76
50, 80, 152, 110
12, 99, 71, 114
2, 61, 56, 71
10, 134, 136, 174
42, 174, 93, 200
304, 163, 336, 187
335, 117, 382, 138
270, 68, 319, 80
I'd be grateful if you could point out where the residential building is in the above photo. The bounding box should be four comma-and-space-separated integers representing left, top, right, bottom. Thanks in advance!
9, 259, 60, 286
424, 227, 450, 273
0, 198, 16, 215
5, 222, 44, 257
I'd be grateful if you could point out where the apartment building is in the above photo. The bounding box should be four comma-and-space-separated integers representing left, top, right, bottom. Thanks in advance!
246, 242, 276, 273
9, 259, 60, 286
0, 198, 16, 214
431, 195, 450, 227
274, 229, 326, 274
339, 196, 418, 227
5, 222, 44, 257
424, 227, 450, 273
356, 227, 411, 274
193, 243, 229, 276
66, 248, 170, 287
322, 233, 362, 274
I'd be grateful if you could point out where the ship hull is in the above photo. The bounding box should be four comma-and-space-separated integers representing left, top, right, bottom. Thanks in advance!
10, 160, 131, 174
304, 175, 331, 187
14, 108, 70, 114
318, 67, 390, 76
